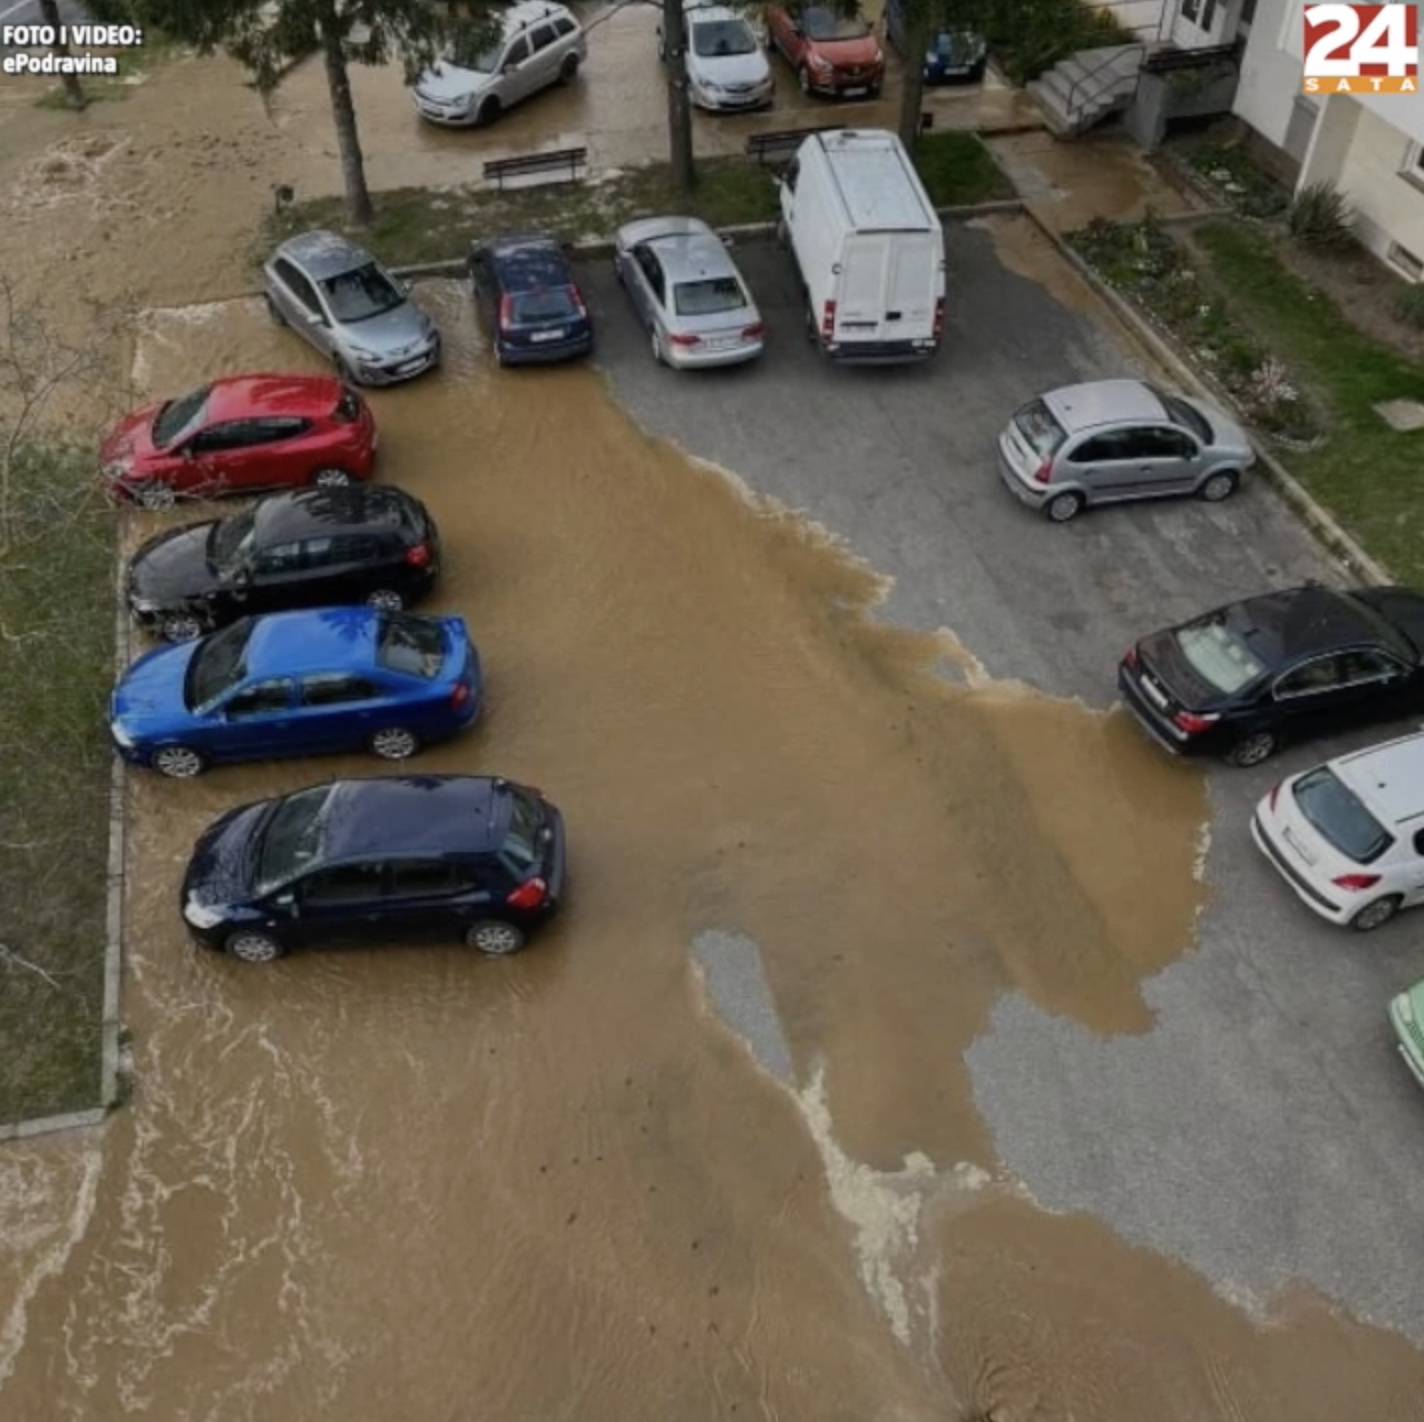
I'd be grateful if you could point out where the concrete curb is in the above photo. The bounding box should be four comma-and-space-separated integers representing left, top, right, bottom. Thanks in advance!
1022, 207, 1392, 587
0, 546, 128, 1144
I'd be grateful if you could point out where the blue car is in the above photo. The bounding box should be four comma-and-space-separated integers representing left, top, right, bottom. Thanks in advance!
884, 0, 987, 83
469, 233, 594, 366
109, 608, 481, 778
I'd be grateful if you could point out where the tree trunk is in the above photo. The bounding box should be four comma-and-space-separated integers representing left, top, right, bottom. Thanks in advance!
897, 0, 929, 151
318, 4, 373, 225
37, 0, 84, 109
662, 0, 695, 192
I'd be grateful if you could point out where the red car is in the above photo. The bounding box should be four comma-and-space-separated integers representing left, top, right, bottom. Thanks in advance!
99, 373, 377, 509
766, 4, 883, 98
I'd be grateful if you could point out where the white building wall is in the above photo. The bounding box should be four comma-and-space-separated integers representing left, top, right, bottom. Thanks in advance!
1327, 103, 1424, 274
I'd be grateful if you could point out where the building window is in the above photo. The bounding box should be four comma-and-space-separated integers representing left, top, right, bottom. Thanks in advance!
1388, 242, 1424, 282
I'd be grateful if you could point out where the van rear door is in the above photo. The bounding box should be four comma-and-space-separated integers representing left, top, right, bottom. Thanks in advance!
834, 232, 938, 344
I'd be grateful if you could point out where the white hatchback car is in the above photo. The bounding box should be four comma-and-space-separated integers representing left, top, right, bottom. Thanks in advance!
413, 1, 585, 127
661, 5, 774, 111
1252, 731, 1424, 932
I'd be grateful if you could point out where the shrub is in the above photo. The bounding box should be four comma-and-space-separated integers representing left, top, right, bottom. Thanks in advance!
1288, 182, 1356, 251
983, 0, 1130, 84
1392, 281, 1424, 330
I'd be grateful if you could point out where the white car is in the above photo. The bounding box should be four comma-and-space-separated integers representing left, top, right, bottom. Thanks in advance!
413, 1, 585, 127
1251, 730, 1424, 932
661, 5, 774, 111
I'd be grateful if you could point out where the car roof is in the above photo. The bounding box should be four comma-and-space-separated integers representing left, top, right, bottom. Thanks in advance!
244, 608, 382, 679
504, 1, 574, 31
622, 218, 734, 282
205, 373, 342, 424
1223, 585, 1385, 668
320, 775, 505, 861
276, 229, 374, 280
482, 234, 573, 290
812, 130, 936, 231
1332, 732, 1424, 827
1043, 380, 1167, 433
250, 487, 417, 544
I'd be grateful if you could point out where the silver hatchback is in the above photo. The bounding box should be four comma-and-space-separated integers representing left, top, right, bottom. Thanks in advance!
263, 231, 441, 387
998, 379, 1254, 523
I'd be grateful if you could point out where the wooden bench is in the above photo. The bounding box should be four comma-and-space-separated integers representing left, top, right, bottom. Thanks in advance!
746, 118, 932, 167
483, 146, 588, 191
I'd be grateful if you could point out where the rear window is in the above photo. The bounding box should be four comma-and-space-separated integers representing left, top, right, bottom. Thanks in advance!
512, 287, 580, 322
673, 277, 747, 317
1174, 619, 1265, 696
1155, 389, 1213, 443
377, 614, 445, 678
497, 787, 546, 877
1293, 767, 1393, 864
1012, 399, 1066, 459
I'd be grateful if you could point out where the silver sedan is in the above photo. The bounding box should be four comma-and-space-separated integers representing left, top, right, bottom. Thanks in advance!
613, 217, 765, 369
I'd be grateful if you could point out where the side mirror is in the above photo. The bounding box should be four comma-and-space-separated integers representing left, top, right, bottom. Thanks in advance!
502, 59, 518, 73
273, 892, 299, 915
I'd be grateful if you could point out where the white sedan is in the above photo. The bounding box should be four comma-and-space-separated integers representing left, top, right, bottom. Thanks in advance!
661, 5, 774, 111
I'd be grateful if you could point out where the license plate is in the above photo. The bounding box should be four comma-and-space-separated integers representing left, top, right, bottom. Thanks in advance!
530, 329, 566, 343
843, 86, 867, 97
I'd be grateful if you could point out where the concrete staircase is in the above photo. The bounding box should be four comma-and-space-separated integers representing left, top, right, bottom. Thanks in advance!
1028, 45, 1145, 136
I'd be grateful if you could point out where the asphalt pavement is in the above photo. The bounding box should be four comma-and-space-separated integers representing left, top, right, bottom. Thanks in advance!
580, 219, 1424, 1343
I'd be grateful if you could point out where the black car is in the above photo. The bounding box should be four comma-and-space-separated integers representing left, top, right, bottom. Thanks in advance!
126, 486, 440, 642
180, 775, 566, 963
469, 233, 593, 366
1119, 584, 1424, 766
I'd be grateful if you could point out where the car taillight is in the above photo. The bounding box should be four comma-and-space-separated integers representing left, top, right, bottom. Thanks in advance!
499, 294, 515, 332
932, 297, 945, 340
506, 876, 547, 911
1123, 645, 1139, 670
1172, 710, 1221, 735
1032, 459, 1053, 485
405, 543, 431, 568
821, 300, 836, 341
451, 681, 471, 709
1333, 873, 1381, 892
669, 332, 701, 348
571, 285, 587, 318
742, 322, 765, 340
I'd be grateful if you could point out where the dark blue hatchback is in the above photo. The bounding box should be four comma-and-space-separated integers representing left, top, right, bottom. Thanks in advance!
470, 233, 594, 366
884, 0, 986, 82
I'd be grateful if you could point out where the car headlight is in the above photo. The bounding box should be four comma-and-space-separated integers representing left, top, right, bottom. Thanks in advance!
810, 54, 833, 73
110, 722, 135, 750
101, 462, 130, 483
129, 596, 160, 615
183, 898, 225, 930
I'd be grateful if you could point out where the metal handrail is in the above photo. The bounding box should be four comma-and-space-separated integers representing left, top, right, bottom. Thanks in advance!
1063, 41, 1146, 120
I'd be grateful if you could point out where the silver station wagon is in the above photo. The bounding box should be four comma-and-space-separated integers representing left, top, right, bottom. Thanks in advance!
998, 379, 1255, 523
613, 216, 765, 370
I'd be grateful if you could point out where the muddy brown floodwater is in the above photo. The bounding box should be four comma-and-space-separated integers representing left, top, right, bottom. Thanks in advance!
3, 282, 1421, 1420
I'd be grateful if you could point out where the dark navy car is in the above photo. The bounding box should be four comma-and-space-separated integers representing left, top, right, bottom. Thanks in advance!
126, 485, 441, 643
110, 608, 480, 777
1119, 584, 1424, 767
469, 233, 593, 366
180, 775, 566, 962
884, 0, 986, 82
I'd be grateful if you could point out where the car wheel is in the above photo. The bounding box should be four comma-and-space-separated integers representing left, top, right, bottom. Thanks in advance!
311, 467, 353, 488
464, 919, 526, 956
1224, 729, 1277, 767
264, 293, 287, 327
1044, 490, 1084, 523
152, 744, 206, 779
135, 482, 177, 512
160, 611, 206, 643
1199, 469, 1240, 503
798, 66, 811, 95
559, 53, 580, 83
369, 726, 419, 761
225, 929, 285, 964
479, 95, 501, 125
1350, 895, 1401, 933
365, 587, 405, 611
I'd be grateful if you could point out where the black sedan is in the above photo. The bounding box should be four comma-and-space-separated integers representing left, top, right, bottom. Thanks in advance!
1119, 583, 1424, 766
126, 486, 440, 642
180, 775, 566, 963
469, 233, 593, 367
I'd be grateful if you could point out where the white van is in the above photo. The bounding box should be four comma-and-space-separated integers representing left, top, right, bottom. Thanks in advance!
778, 129, 945, 363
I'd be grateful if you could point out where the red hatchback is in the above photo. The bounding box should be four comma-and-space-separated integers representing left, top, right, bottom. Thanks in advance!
766, 4, 883, 98
100, 373, 377, 509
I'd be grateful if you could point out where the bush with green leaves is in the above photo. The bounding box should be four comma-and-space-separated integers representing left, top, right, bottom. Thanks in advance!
1288, 182, 1356, 251
1392, 281, 1424, 331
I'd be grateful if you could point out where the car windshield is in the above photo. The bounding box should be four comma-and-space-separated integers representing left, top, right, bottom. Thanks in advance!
1154, 388, 1214, 443
151, 385, 212, 449
674, 276, 747, 316
185, 617, 254, 709
1293, 766, 1394, 864
1013, 399, 1066, 458
932, 30, 979, 54
693, 18, 756, 55
1174, 618, 1266, 695
321, 263, 405, 323
378, 613, 446, 678
512, 286, 580, 322
802, 6, 870, 40
208, 509, 257, 570
256, 785, 334, 893
445, 36, 502, 72
497, 787, 546, 877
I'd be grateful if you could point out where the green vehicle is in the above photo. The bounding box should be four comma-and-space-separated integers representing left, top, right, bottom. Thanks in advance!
1388, 980, 1424, 1089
